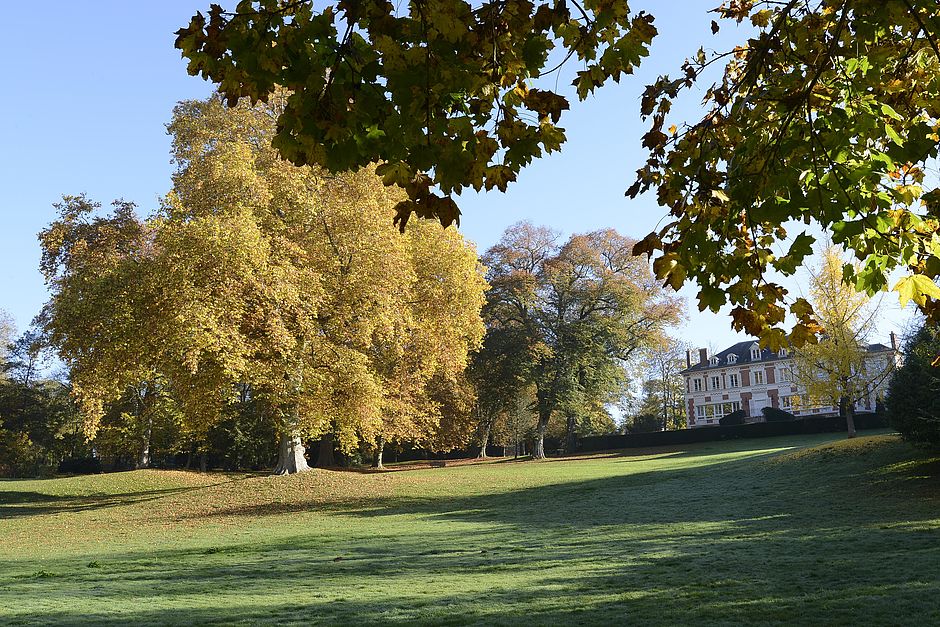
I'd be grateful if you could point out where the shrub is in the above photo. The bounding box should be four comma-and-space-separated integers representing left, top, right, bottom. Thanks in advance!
628, 414, 663, 434
887, 325, 940, 446
58, 457, 103, 475
0, 428, 35, 477
763, 406, 796, 422
719, 409, 747, 426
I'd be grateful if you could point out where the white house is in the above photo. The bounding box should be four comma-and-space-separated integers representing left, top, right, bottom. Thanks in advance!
680, 335, 899, 427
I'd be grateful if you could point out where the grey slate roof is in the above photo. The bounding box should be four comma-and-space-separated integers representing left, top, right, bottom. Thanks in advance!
681, 339, 895, 375
681, 341, 783, 375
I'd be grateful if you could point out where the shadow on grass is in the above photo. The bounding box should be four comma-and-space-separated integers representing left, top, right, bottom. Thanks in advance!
1, 435, 939, 624
2, 495, 938, 625
0, 481, 243, 519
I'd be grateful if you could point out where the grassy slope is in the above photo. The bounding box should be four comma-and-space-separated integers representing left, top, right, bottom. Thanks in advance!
0, 432, 938, 626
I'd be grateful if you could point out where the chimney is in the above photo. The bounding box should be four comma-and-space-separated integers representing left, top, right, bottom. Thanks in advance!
699, 348, 708, 365
686, 349, 692, 368
890, 332, 898, 351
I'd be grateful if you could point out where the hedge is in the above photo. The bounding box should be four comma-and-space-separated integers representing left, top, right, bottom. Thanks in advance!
577, 413, 888, 453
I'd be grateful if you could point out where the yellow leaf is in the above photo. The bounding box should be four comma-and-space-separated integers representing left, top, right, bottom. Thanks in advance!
895, 274, 940, 308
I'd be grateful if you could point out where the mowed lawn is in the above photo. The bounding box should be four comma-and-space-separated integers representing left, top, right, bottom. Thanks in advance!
1, 433, 939, 625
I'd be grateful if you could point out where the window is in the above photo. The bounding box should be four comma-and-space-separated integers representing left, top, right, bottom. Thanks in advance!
727, 354, 737, 364
753, 370, 764, 385
728, 373, 739, 388
711, 376, 721, 390
693, 378, 703, 392
750, 344, 761, 360
710, 356, 719, 366
781, 395, 792, 409
780, 368, 792, 382
698, 401, 742, 419
778, 348, 788, 357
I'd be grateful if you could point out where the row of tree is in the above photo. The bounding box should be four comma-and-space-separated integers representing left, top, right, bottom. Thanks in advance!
34, 94, 487, 474
1, 93, 682, 476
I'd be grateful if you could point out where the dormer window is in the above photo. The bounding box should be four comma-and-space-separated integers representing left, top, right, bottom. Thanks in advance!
750, 343, 761, 360
727, 354, 737, 364
778, 348, 788, 357
710, 356, 719, 366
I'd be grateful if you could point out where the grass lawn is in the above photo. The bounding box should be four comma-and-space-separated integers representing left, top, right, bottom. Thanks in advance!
1, 431, 939, 625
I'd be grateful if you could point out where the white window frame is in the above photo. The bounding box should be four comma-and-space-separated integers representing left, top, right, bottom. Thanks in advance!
711, 375, 721, 390
693, 378, 703, 392
701, 401, 742, 418
753, 370, 764, 385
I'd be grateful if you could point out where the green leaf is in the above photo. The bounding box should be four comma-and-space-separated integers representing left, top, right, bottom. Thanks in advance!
375, 162, 412, 187
880, 103, 903, 121
884, 123, 903, 146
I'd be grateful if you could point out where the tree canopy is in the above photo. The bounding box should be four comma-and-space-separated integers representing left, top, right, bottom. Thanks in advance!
632, 0, 940, 348
790, 246, 895, 437
480, 222, 681, 458
39, 94, 487, 473
176, 0, 940, 347
175, 0, 655, 230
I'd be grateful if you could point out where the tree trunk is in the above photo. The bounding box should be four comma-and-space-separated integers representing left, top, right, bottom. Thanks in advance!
315, 433, 336, 468
533, 410, 550, 460
273, 433, 312, 475
372, 436, 385, 470
845, 400, 857, 439
477, 419, 492, 459
564, 414, 577, 455
136, 414, 153, 470
199, 453, 207, 472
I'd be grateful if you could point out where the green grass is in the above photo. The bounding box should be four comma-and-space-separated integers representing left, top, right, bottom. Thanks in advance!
1, 432, 939, 625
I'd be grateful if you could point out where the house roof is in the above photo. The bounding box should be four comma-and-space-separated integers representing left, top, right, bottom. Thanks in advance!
681, 339, 895, 375
681, 341, 784, 375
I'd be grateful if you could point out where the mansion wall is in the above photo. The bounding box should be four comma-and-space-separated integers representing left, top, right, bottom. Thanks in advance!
681, 340, 897, 428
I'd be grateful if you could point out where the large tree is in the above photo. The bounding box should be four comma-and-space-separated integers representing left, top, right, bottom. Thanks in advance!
482, 222, 680, 458
40, 94, 486, 474
176, 1, 940, 346
38, 197, 166, 455
164, 94, 486, 472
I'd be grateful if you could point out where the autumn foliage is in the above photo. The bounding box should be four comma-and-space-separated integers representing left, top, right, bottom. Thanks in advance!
39, 94, 487, 471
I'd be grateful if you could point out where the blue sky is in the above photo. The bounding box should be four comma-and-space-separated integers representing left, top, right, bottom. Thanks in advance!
0, 1, 914, 350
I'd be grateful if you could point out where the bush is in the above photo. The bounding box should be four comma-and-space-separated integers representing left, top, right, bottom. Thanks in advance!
763, 406, 797, 422
628, 414, 663, 434
0, 428, 35, 477
58, 457, 103, 475
719, 409, 747, 426
887, 325, 940, 446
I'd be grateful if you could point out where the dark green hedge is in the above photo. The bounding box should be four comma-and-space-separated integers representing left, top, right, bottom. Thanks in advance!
577, 413, 888, 453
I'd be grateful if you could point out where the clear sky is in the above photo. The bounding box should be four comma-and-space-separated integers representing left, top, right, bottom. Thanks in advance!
0, 1, 915, 349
